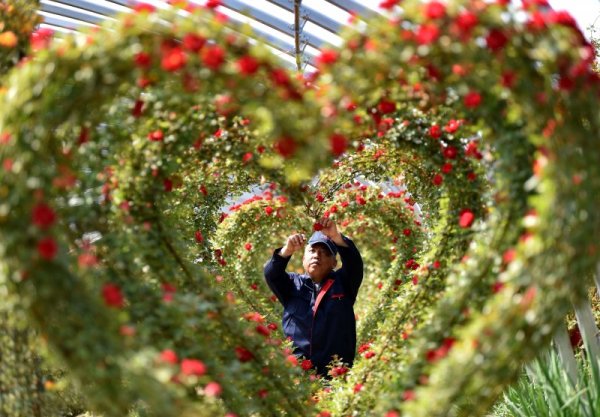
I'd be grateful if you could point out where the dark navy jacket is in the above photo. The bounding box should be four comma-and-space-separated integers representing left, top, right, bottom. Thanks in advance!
264, 236, 363, 375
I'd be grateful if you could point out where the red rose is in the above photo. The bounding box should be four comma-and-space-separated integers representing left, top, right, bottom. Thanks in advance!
463, 91, 482, 108
134, 52, 152, 68
316, 49, 338, 67
161, 47, 187, 72
195, 230, 204, 243
377, 99, 396, 114
459, 209, 475, 228
274, 136, 297, 158
102, 283, 124, 308
37, 237, 58, 260
183, 33, 206, 52
486, 28, 509, 52
201, 45, 225, 70
455, 11, 478, 35
313, 223, 324, 231
30, 28, 53, 51
442, 162, 453, 174
205, 0, 221, 8
236, 55, 260, 75
264, 206, 274, 215
444, 119, 461, 133
132, 99, 144, 117
160, 349, 179, 364
301, 359, 313, 370
379, 0, 400, 10
235, 346, 254, 362
204, 381, 222, 397
416, 23, 440, 45
244, 242, 252, 251
429, 125, 442, 139
424, 1, 446, 19
133, 3, 155, 13
148, 130, 164, 141
32, 203, 56, 229
181, 358, 207, 376
443, 146, 457, 159
329, 133, 347, 156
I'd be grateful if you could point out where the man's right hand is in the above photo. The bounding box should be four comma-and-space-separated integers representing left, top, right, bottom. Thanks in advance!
279, 233, 306, 258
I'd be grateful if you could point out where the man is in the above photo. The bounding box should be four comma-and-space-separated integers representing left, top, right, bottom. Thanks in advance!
264, 217, 363, 376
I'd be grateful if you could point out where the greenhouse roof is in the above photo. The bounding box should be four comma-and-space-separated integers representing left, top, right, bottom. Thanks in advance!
38, 0, 384, 72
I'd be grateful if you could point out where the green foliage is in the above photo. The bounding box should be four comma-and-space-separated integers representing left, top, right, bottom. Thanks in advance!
492, 344, 600, 417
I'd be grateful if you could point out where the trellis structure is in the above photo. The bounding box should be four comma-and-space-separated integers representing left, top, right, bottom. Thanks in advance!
38, 0, 380, 71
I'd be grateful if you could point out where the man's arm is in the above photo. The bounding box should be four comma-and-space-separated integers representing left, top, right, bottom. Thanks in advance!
319, 218, 363, 302
263, 234, 306, 305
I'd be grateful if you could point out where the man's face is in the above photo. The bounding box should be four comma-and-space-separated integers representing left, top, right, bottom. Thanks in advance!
302, 243, 337, 283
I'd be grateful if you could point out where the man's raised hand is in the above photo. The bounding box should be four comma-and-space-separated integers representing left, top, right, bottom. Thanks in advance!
280, 233, 306, 257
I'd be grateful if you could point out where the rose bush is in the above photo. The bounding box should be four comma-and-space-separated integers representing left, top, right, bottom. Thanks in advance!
0, 1, 599, 416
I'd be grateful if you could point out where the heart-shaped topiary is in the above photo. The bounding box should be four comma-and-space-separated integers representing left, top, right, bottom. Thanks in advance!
1, 1, 599, 416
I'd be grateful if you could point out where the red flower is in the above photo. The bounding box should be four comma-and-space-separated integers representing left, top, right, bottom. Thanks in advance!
163, 178, 173, 192
201, 45, 225, 70
416, 23, 440, 45
32, 203, 56, 229
205, 0, 221, 8
204, 382, 222, 397
353, 383, 363, 393
161, 47, 187, 72
330, 366, 349, 378
181, 358, 207, 376
132, 99, 144, 117
432, 174, 443, 186
429, 125, 441, 138
102, 283, 124, 308
134, 52, 152, 68
402, 390, 416, 401
195, 230, 204, 243
256, 325, 270, 337
235, 346, 254, 362
329, 133, 347, 156
459, 209, 475, 228
442, 162, 453, 174
463, 91, 482, 108
301, 359, 313, 370
270, 68, 290, 86
236, 55, 260, 75
379, 0, 400, 10
133, 3, 156, 13
313, 223, 324, 231
444, 119, 460, 133
264, 206, 274, 215
316, 49, 338, 66
37, 237, 58, 260
364, 351, 376, 359
455, 11, 478, 34
443, 145, 457, 159
424, 1, 446, 19
274, 136, 297, 158
148, 130, 164, 141
183, 33, 206, 52
377, 99, 396, 114
30, 28, 53, 51
244, 242, 252, 251
486, 28, 509, 51
160, 349, 179, 364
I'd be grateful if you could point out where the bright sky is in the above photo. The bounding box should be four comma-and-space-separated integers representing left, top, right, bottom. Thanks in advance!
548, 0, 600, 38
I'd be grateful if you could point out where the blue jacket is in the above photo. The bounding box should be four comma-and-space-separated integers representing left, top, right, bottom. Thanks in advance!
264, 236, 363, 375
